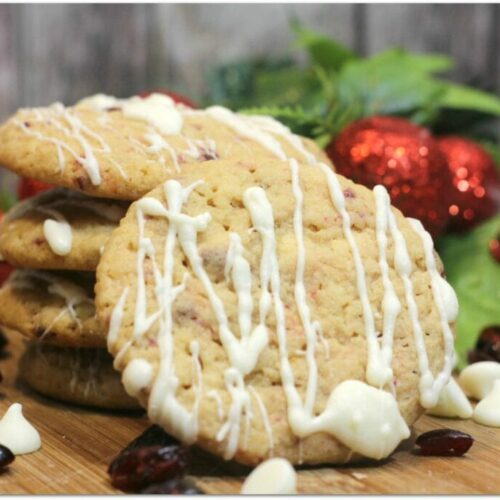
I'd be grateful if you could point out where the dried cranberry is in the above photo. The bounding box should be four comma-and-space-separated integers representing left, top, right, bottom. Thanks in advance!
468, 325, 500, 364
416, 428, 473, 456
0, 444, 15, 469
122, 425, 180, 454
0, 329, 8, 352
141, 477, 202, 494
108, 443, 190, 492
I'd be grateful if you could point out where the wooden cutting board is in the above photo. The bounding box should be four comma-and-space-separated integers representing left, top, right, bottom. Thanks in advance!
1, 333, 499, 494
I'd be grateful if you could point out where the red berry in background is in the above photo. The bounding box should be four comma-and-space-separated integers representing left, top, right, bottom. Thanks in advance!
0, 211, 13, 287
139, 89, 197, 109
17, 177, 53, 200
490, 235, 500, 263
437, 136, 500, 232
326, 116, 453, 238
0, 262, 13, 287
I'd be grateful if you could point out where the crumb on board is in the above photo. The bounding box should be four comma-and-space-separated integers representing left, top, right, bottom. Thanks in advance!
351, 472, 368, 480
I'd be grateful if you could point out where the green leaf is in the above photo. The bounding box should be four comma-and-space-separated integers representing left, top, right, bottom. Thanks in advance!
292, 22, 358, 71
440, 83, 500, 116
204, 59, 322, 111
436, 215, 500, 368
252, 67, 322, 109
0, 189, 16, 212
336, 50, 447, 120
240, 105, 326, 138
381, 50, 453, 75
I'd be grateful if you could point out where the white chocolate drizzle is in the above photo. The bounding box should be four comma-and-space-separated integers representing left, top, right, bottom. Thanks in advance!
249, 386, 274, 455
206, 390, 225, 422
8, 270, 93, 337
4, 188, 126, 258
408, 217, 456, 405
373, 186, 401, 387
16, 94, 324, 190
17, 103, 104, 185
217, 368, 253, 459
319, 164, 388, 389
289, 159, 325, 417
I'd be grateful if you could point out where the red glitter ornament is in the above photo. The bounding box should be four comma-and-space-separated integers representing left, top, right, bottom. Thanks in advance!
437, 136, 500, 231
326, 116, 452, 238
18, 177, 53, 200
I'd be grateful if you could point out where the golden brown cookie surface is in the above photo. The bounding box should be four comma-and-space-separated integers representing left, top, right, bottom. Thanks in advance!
96, 158, 456, 465
19, 342, 140, 410
0, 269, 103, 348
0, 188, 128, 271
0, 94, 331, 200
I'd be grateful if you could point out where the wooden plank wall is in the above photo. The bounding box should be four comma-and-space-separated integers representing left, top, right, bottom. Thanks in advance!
0, 3, 498, 188
1, 3, 499, 117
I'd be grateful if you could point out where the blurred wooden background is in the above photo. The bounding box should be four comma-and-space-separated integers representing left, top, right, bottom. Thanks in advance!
1, 3, 499, 117
0, 4, 499, 187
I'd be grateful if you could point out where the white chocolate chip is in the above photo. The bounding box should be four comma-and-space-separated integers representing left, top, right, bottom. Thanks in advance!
323, 380, 410, 460
122, 359, 153, 398
426, 378, 473, 419
122, 94, 183, 135
0, 403, 41, 455
458, 361, 500, 400
43, 219, 72, 256
76, 94, 119, 111
241, 457, 297, 494
473, 380, 500, 427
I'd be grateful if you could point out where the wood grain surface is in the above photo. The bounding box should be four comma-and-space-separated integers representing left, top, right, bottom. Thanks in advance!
1, 332, 499, 494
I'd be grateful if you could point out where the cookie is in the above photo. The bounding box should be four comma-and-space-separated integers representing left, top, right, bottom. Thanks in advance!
0, 188, 128, 271
19, 342, 140, 410
0, 269, 104, 348
0, 93, 332, 200
95, 158, 457, 466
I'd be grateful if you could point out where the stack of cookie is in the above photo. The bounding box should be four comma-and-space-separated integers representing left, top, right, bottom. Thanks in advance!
0, 93, 461, 468
0, 93, 331, 410
0, 190, 136, 409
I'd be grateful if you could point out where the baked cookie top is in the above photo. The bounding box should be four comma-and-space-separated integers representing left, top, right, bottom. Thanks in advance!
0, 93, 331, 200
0, 269, 103, 348
95, 158, 458, 466
0, 188, 128, 271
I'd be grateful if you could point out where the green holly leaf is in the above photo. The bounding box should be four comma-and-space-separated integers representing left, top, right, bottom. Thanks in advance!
240, 105, 326, 139
205, 59, 322, 111
251, 67, 322, 109
384, 51, 453, 75
439, 83, 500, 116
292, 22, 358, 71
334, 49, 448, 123
436, 216, 500, 368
